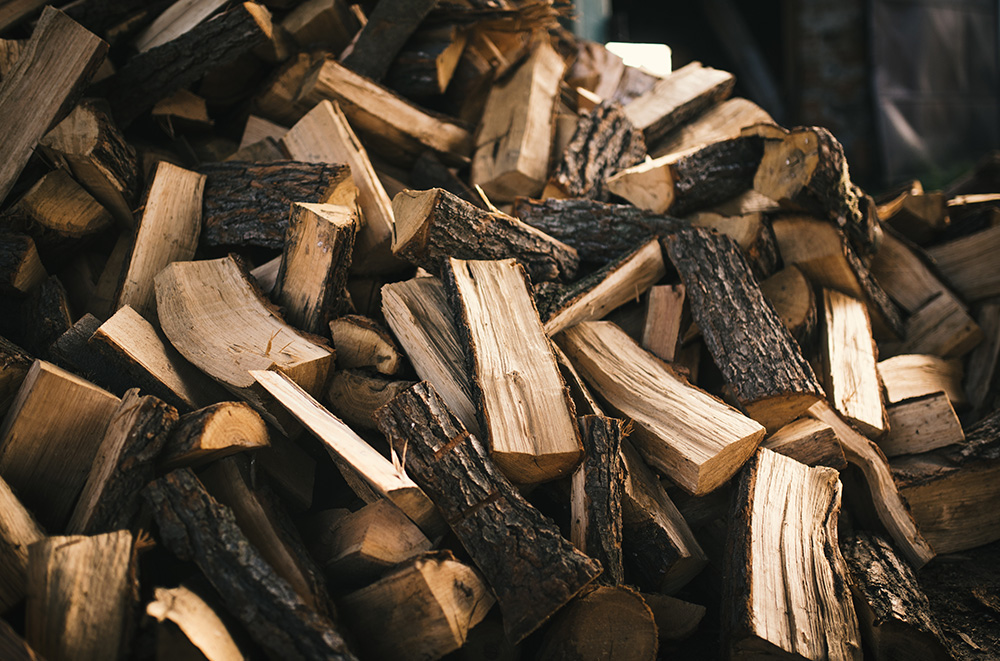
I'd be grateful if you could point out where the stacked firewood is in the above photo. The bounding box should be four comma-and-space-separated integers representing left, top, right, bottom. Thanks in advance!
1, 1, 999, 659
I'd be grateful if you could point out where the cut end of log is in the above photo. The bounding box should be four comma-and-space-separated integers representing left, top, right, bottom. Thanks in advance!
744, 392, 825, 434
391, 188, 439, 255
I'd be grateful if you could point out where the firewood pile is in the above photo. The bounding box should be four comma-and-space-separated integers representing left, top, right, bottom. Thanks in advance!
1, 1, 1000, 659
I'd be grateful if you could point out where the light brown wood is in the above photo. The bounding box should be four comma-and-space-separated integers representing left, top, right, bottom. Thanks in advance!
641, 284, 685, 362
26, 530, 133, 661
324, 370, 414, 431
869, 230, 948, 314
146, 585, 243, 661
652, 96, 773, 157
761, 417, 847, 470
0, 233, 46, 294
446, 258, 583, 484
927, 225, 1000, 301
0, 474, 44, 614
878, 354, 966, 408
0, 360, 119, 529
557, 321, 765, 495
239, 114, 286, 150
328, 314, 403, 375
759, 265, 816, 347
282, 0, 359, 52
252, 51, 321, 125
880, 392, 964, 457
115, 161, 205, 318
150, 89, 213, 132
688, 209, 779, 279
537, 585, 658, 661
0, 38, 25, 79
471, 41, 565, 200
641, 593, 706, 641
15, 169, 112, 240
134, 0, 229, 52
899, 292, 983, 359
159, 401, 270, 470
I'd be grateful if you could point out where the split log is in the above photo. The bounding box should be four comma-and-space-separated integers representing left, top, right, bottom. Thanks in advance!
340, 0, 437, 80
239, 114, 286, 150
281, 0, 359, 52
926, 225, 1000, 301
150, 89, 213, 134
445, 258, 582, 483
687, 207, 780, 280
341, 551, 494, 660
759, 265, 816, 349
0, 335, 31, 419
146, 585, 244, 661
26, 530, 134, 661
965, 301, 1000, 415
410, 151, 481, 207
324, 370, 414, 430
557, 321, 764, 495
607, 136, 762, 217
252, 51, 321, 126
199, 160, 352, 250
67, 389, 177, 535
0, 474, 43, 613
374, 381, 603, 643
869, 229, 951, 314
723, 448, 862, 660
272, 202, 356, 334
0, 234, 45, 294
143, 469, 357, 661
665, 227, 825, 430
0, 7, 108, 205
0, 360, 119, 529
89, 232, 131, 318
878, 354, 966, 408
16, 275, 72, 356
761, 417, 847, 470
133, 0, 229, 52
899, 293, 983, 359
641, 593, 706, 641
393, 187, 579, 283
14, 169, 113, 244
159, 402, 268, 470
114, 161, 205, 318
652, 96, 773, 157
47, 314, 121, 391
0, 38, 25, 79
250, 255, 281, 294
328, 315, 403, 375
641, 284, 685, 362
383, 25, 468, 99
471, 40, 566, 201
623, 61, 734, 146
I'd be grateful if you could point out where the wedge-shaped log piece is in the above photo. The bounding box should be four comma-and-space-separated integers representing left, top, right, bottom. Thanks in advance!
26, 530, 133, 661
557, 321, 764, 495
809, 401, 935, 566
68, 389, 177, 535
762, 417, 846, 470
869, 229, 951, 314
927, 225, 1000, 302
899, 293, 983, 359
623, 61, 734, 146
607, 136, 762, 216
471, 40, 566, 201
760, 265, 816, 349
155, 256, 334, 430
666, 227, 825, 431
688, 207, 780, 280
17, 275, 72, 356
642, 593, 706, 642
842, 532, 951, 661
641, 284, 685, 362
881, 392, 964, 458
384, 24, 467, 100
324, 370, 414, 431
821, 289, 887, 437
381, 276, 479, 436
144, 469, 357, 661
115, 161, 205, 318
0, 234, 45, 294
340, 0, 437, 80
878, 354, 966, 408
0, 474, 43, 614
537, 585, 658, 661
146, 585, 244, 661
620, 439, 708, 593
252, 369, 444, 538
273, 202, 357, 335
0, 360, 119, 529
133, 0, 229, 52
445, 258, 583, 483
0, 7, 108, 205
282, 101, 399, 274
393, 188, 579, 283
375, 382, 603, 642
282, 0, 359, 53
652, 96, 773, 157
328, 315, 403, 375
15, 169, 112, 242
160, 401, 268, 469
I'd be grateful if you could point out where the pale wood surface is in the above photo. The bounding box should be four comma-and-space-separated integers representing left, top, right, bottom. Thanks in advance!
134, 0, 228, 52
870, 230, 949, 313
328, 315, 403, 375
652, 96, 772, 157
641, 284, 685, 362
899, 293, 982, 359
761, 417, 846, 470
17, 169, 112, 238
881, 392, 964, 457
927, 225, 1000, 301
878, 354, 967, 407
146, 585, 243, 661
0, 474, 43, 614
160, 401, 269, 470
759, 265, 816, 346
324, 370, 414, 431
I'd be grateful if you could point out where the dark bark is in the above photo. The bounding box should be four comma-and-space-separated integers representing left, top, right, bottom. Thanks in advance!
385, 34, 460, 99
143, 469, 357, 661
577, 415, 625, 586
0, 234, 40, 294
0, 334, 31, 418
21, 275, 71, 356
159, 401, 264, 468
62, 0, 174, 41
199, 161, 350, 251
341, 0, 438, 81
667, 136, 763, 217
843, 237, 906, 340
374, 382, 602, 643
664, 227, 824, 430
49, 314, 136, 396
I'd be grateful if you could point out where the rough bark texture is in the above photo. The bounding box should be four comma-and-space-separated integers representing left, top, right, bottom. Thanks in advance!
513, 198, 684, 264
667, 136, 763, 217
62, 0, 173, 39
0, 234, 42, 294
576, 415, 625, 586
0, 335, 31, 419
143, 469, 357, 661
374, 382, 603, 643
341, 0, 438, 81
843, 239, 906, 341
199, 161, 350, 250
549, 101, 646, 201
665, 227, 824, 430
21, 275, 72, 357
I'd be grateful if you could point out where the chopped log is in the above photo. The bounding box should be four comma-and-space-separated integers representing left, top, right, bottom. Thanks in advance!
571, 415, 625, 586
295, 56, 472, 166
607, 136, 762, 217
471, 40, 565, 201
14, 169, 113, 243
15, 275, 72, 356
641, 593, 706, 641
0, 234, 45, 294
821, 289, 887, 437
89, 232, 131, 318
26, 530, 134, 661
383, 25, 468, 99
324, 370, 414, 430
901, 293, 983, 360
623, 61, 735, 146
282, 0, 359, 52
107, 3, 271, 126
374, 381, 603, 643
557, 321, 764, 495
665, 227, 825, 430
620, 439, 708, 592
380, 276, 480, 436
536, 585, 658, 661
252, 51, 320, 125
114, 161, 205, 318
39, 99, 137, 226
808, 401, 935, 567
60, 0, 172, 40
155, 256, 334, 430
0, 38, 25, 80
393, 187, 579, 283
340, 0, 438, 80
926, 225, 1000, 301
759, 265, 816, 349
341, 551, 494, 660
47, 314, 119, 389
965, 301, 1000, 415
133, 0, 229, 52
881, 392, 965, 458
250, 255, 281, 294
513, 197, 684, 264
239, 114, 286, 150
541, 238, 667, 336
159, 401, 269, 470
841, 532, 951, 661
445, 258, 582, 483
328, 315, 403, 375
88, 305, 230, 412
0, 360, 119, 529
724, 448, 861, 660
652, 96, 773, 157
687, 208, 780, 280
761, 417, 847, 470
273, 202, 356, 334
146, 585, 244, 661
150, 89, 213, 134
545, 101, 646, 201
0, 7, 108, 205
0, 335, 31, 419
641, 284, 685, 362
0, 474, 44, 613
878, 354, 966, 408
410, 151, 481, 207
199, 160, 352, 250
143, 469, 357, 661
252, 369, 444, 538
869, 229, 950, 314
282, 100, 401, 274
